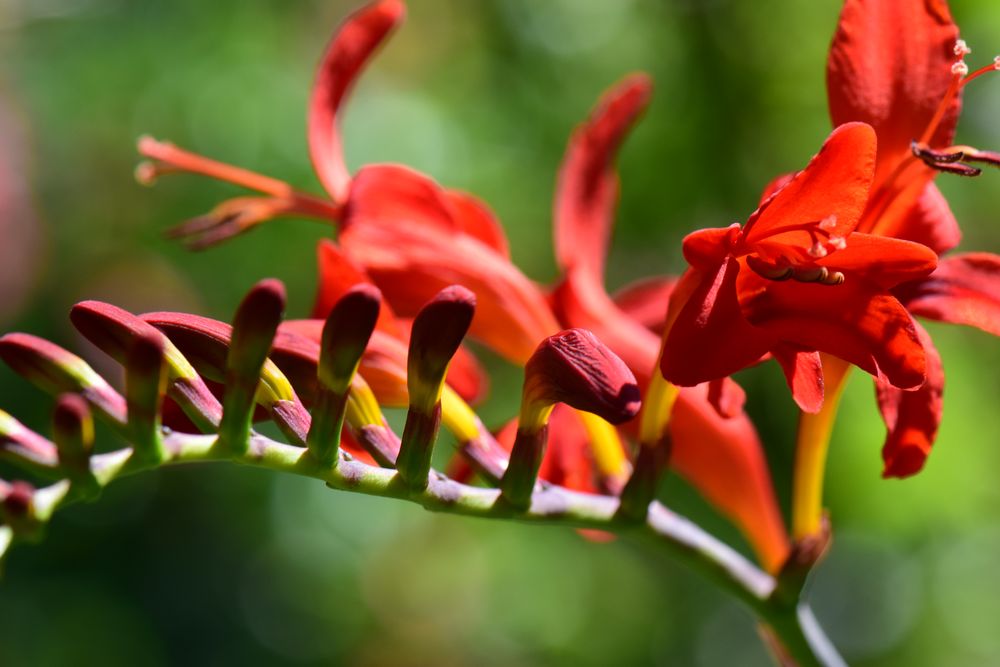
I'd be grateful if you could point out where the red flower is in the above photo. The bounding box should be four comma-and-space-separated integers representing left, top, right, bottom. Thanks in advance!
550, 75, 789, 572
824, 0, 1000, 476
660, 123, 938, 412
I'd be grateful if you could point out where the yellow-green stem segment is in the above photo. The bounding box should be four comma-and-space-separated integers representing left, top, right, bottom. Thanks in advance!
791, 355, 851, 541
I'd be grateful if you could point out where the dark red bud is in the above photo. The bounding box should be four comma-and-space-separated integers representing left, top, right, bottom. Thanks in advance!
524, 328, 641, 424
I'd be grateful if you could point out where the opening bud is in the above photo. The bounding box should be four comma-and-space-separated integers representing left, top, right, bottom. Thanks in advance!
501, 329, 640, 510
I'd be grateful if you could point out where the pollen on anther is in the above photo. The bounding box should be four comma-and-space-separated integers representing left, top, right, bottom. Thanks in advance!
818, 215, 837, 231
954, 40, 972, 57
828, 235, 846, 251
952, 61, 970, 77
994, 55, 1000, 71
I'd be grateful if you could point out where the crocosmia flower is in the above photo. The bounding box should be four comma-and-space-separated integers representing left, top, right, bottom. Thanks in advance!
820, 0, 1000, 477
661, 122, 938, 412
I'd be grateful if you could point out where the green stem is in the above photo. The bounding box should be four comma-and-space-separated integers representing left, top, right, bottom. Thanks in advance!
22, 429, 841, 666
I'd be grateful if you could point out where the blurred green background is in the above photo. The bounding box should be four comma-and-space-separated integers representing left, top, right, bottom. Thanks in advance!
2, 0, 1000, 664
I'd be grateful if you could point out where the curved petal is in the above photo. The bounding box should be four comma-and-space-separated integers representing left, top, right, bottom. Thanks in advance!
551, 268, 662, 388
610, 276, 676, 335
739, 271, 926, 388
744, 123, 876, 244
771, 345, 824, 414
827, 0, 960, 176
341, 194, 559, 364
670, 384, 790, 574
875, 321, 943, 478
872, 181, 961, 255
896, 252, 1000, 336
554, 74, 652, 280
308, 0, 405, 203
344, 163, 462, 234
661, 261, 772, 387
444, 189, 510, 259
819, 232, 938, 289
313, 239, 400, 334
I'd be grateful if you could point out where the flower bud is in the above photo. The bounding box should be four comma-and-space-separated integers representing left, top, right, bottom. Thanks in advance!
0, 333, 127, 426
71, 301, 222, 431
397, 286, 475, 489
219, 279, 286, 453
501, 329, 640, 510
309, 284, 381, 466
0, 409, 59, 478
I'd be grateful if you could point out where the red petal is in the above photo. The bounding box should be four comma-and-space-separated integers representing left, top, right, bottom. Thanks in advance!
610, 276, 676, 335
444, 189, 510, 259
313, 239, 400, 334
444, 345, 490, 405
551, 269, 661, 388
876, 322, 943, 478
681, 226, 737, 270
308, 0, 405, 203
758, 172, 795, 205
671, 384, 790, 573
706, 377, 747, 419
341, 211, 558, 365
871, 182, 961, 255
554, 74, 652, 280
661, 261, 772, 386
827, 0, 960, 175
896, 252, 1000, 336
818, 233, 938, 289
739, 271, 926, 389
771, 345, 824, 414
344, 163, 463, 234
744, 123, 876, 244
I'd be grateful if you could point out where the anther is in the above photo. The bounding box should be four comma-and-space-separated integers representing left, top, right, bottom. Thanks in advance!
828, 236, 846, 251
952, 61, 970, 77
995, 55, 1000, 70
955, 40, 972, 57
746, 255, 793, 281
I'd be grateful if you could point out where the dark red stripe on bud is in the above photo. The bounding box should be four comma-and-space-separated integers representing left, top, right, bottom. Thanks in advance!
309, 284, 382, 466
71, 301, 222, 431
219, 279, 286, 453
125, 331, 168, 462
0, 333, 127, 426
397, 286, 476, 489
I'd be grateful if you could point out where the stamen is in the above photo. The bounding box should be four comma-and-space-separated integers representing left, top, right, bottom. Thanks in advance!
828, 236, 846, 251
930, 161, 982, 177
911, 141, 965, 164
807, 242, 828, 259
791, 267, 845, 286
818, 215, 837, 231
746, 255, 793, 281
952, 61, 970, 77
954, 40, 972, 57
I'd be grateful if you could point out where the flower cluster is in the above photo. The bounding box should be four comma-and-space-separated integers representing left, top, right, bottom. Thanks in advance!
128, 0, 1000, 566
1, 0, 999, 662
